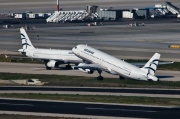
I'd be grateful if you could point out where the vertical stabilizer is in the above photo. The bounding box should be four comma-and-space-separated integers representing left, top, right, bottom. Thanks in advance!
20, 27, 34, 50
141, 53, 161, 76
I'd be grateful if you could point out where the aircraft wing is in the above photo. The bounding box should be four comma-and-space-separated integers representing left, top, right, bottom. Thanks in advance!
74, 61, 173, 69
131, 61, 174, 67
5, 55, 67, 63
73, 63, 107, 71
5, 50, 20, 53
5, 55, 65, 62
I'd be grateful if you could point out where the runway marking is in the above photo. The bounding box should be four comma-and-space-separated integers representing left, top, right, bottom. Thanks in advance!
0, 103, 34, 106
86, 107, 157, 113
138, 39, 164, 43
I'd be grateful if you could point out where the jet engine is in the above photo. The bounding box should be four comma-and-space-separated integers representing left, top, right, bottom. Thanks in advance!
46, 60, 59, 68
77, 63, 94, 74
107, 68, 118, 75
79, 68, 94, 74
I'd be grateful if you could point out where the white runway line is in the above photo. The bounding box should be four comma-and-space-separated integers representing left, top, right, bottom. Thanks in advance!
86, 107, 157, 113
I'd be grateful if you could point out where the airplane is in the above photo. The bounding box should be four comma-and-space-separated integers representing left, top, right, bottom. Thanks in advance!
72, 44, 172, 81
18, 27, 83, 70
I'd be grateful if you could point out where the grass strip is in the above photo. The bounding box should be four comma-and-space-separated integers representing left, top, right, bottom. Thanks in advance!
0, 54, 42, 64
0, 72, 180, 88
0, 93, 180, 106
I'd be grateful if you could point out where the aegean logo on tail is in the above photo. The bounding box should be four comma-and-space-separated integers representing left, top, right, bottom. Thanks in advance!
145, 59, 159, 77
21, 33, 31, 49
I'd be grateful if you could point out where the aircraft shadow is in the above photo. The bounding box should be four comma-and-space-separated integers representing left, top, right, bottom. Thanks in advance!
54, 67, 73, 70
156, 76, 174, 79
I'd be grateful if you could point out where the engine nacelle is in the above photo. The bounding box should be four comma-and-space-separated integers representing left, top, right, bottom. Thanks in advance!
107, 68, 118, 75
77, 63, 94, 74
79, 68, 94, 74
46, 60, 59, 68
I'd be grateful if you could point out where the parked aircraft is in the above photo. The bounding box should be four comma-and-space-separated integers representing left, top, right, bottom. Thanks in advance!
18, 28, 83, 70
72, 44, 172, 81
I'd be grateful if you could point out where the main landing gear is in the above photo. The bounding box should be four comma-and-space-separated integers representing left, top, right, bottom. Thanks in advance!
97, 76, 103, 80
44, 61, 52, 70
65, 64, 72, 69
119, 75, 125, 80
46, 67, 52, 70
97, 70, 103, 81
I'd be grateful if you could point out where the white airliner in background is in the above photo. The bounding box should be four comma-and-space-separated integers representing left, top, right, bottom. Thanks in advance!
72, 44, 172, 81
18, 28, 83, 70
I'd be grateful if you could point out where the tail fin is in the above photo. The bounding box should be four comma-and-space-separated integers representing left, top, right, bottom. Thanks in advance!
141, 53, 161, 76
20, 27, 34, 50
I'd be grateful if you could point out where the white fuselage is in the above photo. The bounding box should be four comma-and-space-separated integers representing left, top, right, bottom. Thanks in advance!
25, 48, 83, 64
72, 45, 158, 81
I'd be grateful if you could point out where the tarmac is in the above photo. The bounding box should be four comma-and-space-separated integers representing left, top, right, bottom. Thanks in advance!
0, 98, 180, 119
1, 0, 180, 13
1, 23, 180, 61
1, 86, 180, 98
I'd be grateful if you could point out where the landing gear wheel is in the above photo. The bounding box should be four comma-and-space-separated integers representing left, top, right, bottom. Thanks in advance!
65, 65, 72, 69
119, 76, 125, 80
97, 70, 103, 80
97, 76, 103, 81
46, 67, 52, 70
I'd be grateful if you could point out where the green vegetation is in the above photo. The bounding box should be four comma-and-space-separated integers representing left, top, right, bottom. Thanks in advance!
0, 93, 180, 106
0, 54, 42, 64
0, 73, 180, 88
158, 62, 180, 71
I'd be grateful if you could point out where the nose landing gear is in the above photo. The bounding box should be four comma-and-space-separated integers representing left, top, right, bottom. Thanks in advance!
97, 70, 103, 81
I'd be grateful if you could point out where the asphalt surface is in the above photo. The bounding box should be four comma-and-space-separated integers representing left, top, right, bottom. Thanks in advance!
1, 0, 180, 13
1, 86, 180, 98
1, 22, 180, 61
0, 86, 180, 95
0, 98, 179, 119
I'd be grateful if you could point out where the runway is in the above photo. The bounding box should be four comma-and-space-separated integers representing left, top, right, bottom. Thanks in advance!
1, 86, 180, 95
0, 62, 179, 81
0, 98, 179, 119
0, 86, 180, 98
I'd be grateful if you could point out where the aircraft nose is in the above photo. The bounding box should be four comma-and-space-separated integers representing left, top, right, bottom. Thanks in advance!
72, 47, 76, 53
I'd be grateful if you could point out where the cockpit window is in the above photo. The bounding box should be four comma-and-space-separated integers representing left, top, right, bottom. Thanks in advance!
75, 46, 77, 49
